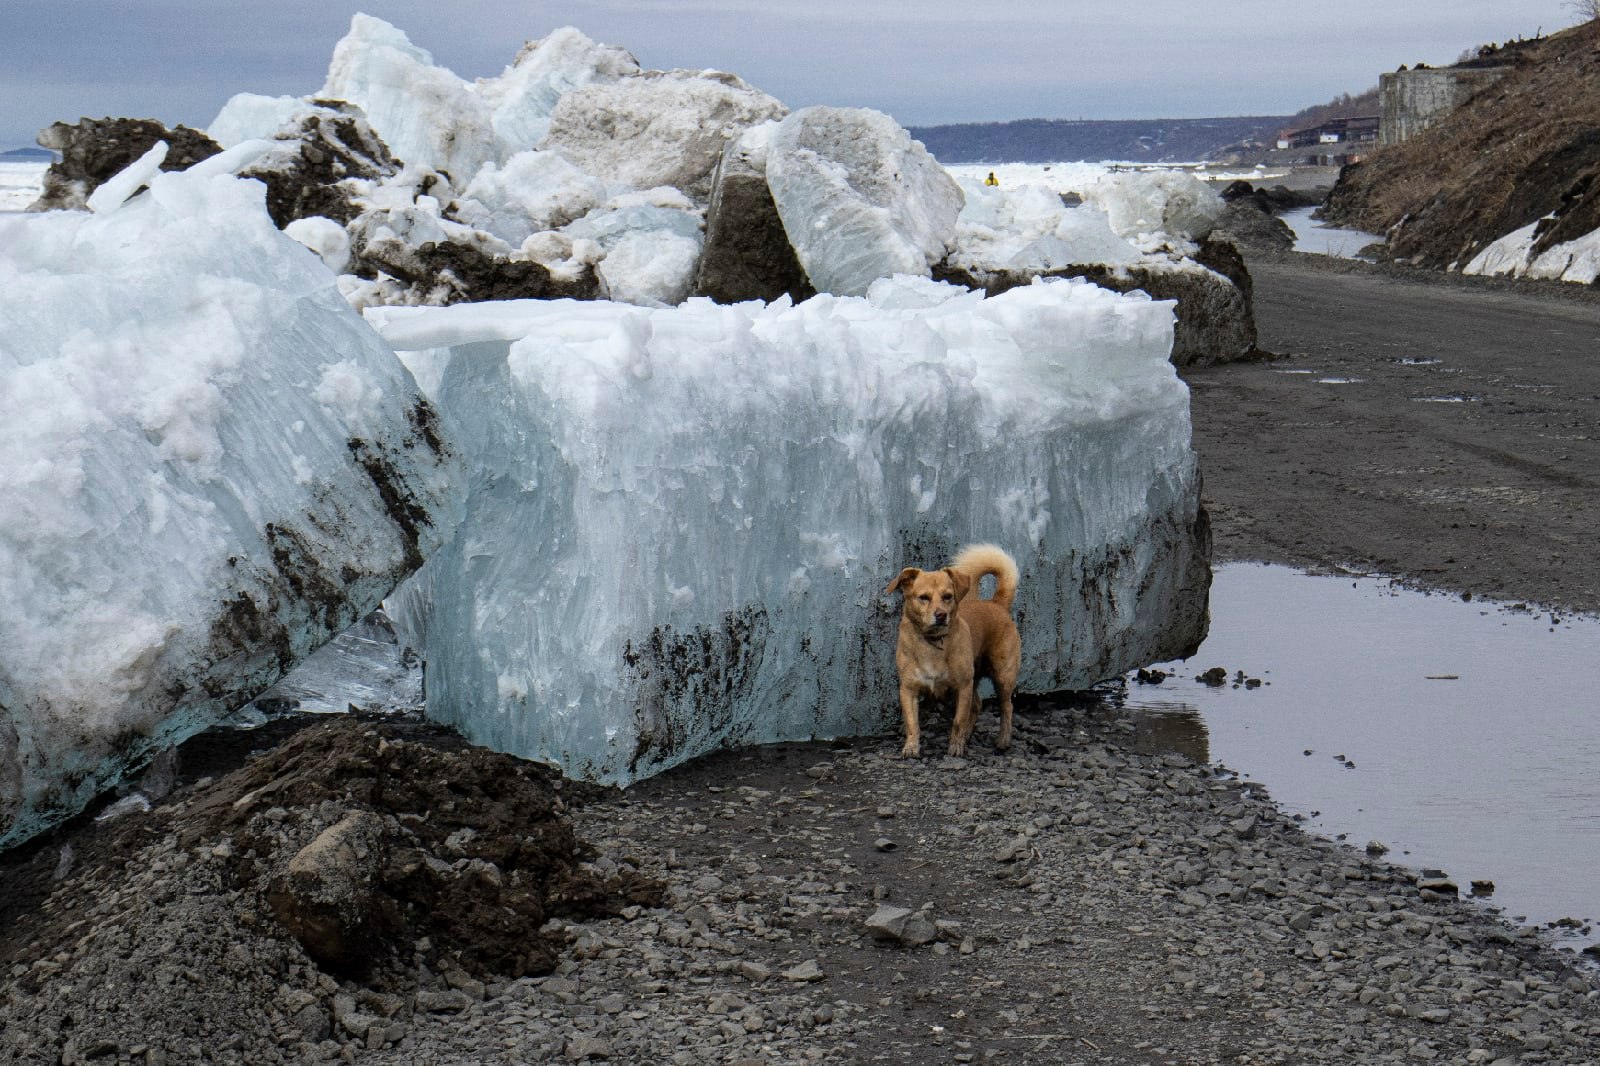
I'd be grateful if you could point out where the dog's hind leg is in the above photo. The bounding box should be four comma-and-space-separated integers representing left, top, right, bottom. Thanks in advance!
994, 679, 1014, 752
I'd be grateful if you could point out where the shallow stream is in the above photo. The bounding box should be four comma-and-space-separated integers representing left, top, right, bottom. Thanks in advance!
1118, 562, 1600, 952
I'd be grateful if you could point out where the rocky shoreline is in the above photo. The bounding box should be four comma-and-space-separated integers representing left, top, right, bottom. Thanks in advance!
2, 688, 1597, 1064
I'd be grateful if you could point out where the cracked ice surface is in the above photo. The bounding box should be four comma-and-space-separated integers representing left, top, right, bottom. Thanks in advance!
0, 162, 462, 846
374, 275, 1209, 785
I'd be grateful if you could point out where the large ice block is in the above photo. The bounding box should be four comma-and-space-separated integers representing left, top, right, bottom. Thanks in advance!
373, 276, 1209, 785
766, 107, 965, 297
0, 160, 462, 846
540, 68, 787, 203
949, 176, 1142, 272
1080, 170, 1223, 245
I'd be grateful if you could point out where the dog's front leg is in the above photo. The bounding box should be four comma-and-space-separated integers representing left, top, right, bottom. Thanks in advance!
898, 686, 923, 757
948, 682, 977, 757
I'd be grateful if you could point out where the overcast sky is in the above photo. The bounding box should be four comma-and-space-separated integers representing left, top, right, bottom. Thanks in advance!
0, 1, 1579, 149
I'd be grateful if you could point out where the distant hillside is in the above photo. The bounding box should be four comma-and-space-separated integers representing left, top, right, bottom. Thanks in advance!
0, 147, 54, 162
1322, 20, 1600, 268
1283, 87, 1380, 133
907, 116, 1294, 165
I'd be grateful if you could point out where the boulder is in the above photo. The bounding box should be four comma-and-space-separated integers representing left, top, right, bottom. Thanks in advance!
693, 126, 813, 304
1212, 196, 1296, 252
1070, 259, 1259, 368
865, 904, 940, 946
267, 810, 395, 972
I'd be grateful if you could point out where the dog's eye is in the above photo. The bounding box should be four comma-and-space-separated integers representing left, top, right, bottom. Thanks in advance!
941, 593, 953, 602
917, 594, 931, 602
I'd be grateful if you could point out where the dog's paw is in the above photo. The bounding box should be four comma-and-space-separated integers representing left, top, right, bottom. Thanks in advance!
994, 729, 1012, 752
947, 737, 968, 758
900, 738, 922, 758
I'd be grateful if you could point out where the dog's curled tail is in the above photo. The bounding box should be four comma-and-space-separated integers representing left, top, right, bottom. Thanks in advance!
950, 543, 1019, 611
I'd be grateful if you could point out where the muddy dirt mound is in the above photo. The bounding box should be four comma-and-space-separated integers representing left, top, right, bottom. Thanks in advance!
31, 116, 223, 211
246, 105, 401, 228
1322, 19, 1600, 268
0, 718, 660, 1063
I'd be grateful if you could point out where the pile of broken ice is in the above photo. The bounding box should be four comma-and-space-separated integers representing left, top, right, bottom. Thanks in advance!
0, 15, 1214, 844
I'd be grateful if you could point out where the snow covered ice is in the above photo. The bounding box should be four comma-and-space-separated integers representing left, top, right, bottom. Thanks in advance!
374, 276, 1209, 785
0, 154, 461, 846
1463, 216, 1600, 285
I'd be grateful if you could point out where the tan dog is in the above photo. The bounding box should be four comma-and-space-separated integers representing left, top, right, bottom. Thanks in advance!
885, 544, 1021, 758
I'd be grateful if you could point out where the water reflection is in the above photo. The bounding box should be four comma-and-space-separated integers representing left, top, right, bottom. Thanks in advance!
1120, 702, 1210, 764
1119, 563, 1600, 949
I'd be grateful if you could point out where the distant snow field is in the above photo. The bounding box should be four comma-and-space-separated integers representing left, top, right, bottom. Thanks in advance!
0, 162, 47, 211
945, 161, 1287, 196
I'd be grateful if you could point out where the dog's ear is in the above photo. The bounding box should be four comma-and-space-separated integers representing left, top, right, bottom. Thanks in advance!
944, 567, 972, 603
886, 568, 920, 594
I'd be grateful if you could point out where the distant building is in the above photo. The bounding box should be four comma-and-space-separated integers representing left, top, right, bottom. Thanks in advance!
1276, 116, 1381, 151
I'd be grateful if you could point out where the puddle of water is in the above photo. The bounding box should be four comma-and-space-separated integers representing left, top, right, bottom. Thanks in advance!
1281, 207, 1383, 259
1316, 377, 1365, 385
1412, 395, 1479, 404
1394, 357, 1443, 366
1120, 562, 1600, 949
1274, 368, 1316, 375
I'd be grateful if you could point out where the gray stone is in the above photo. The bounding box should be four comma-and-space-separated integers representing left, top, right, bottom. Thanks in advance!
414, 990, 473, 1014
781, 959, 824, 982
865, 904, 939, 946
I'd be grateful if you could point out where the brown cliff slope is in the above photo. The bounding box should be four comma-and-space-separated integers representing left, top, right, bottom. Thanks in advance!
1322, 20, 1600, 269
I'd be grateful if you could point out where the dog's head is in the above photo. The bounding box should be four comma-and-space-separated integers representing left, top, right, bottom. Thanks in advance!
886, 566, 973, 638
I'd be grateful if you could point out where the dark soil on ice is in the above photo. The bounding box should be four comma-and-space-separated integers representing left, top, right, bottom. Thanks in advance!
2, 250, 1600, 1064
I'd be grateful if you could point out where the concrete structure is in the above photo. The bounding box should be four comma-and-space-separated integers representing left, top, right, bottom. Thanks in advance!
1379, 66, 1510, 146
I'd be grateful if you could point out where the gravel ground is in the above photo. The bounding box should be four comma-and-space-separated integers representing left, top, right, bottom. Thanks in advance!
1190, 248, 1600, 616
2, 695, 1597, 1065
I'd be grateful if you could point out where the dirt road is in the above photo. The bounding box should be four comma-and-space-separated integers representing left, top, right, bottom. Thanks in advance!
1187, 251, 1600, 615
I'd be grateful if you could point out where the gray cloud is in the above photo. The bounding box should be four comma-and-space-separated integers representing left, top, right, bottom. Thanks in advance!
1, 0, 1577, 147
